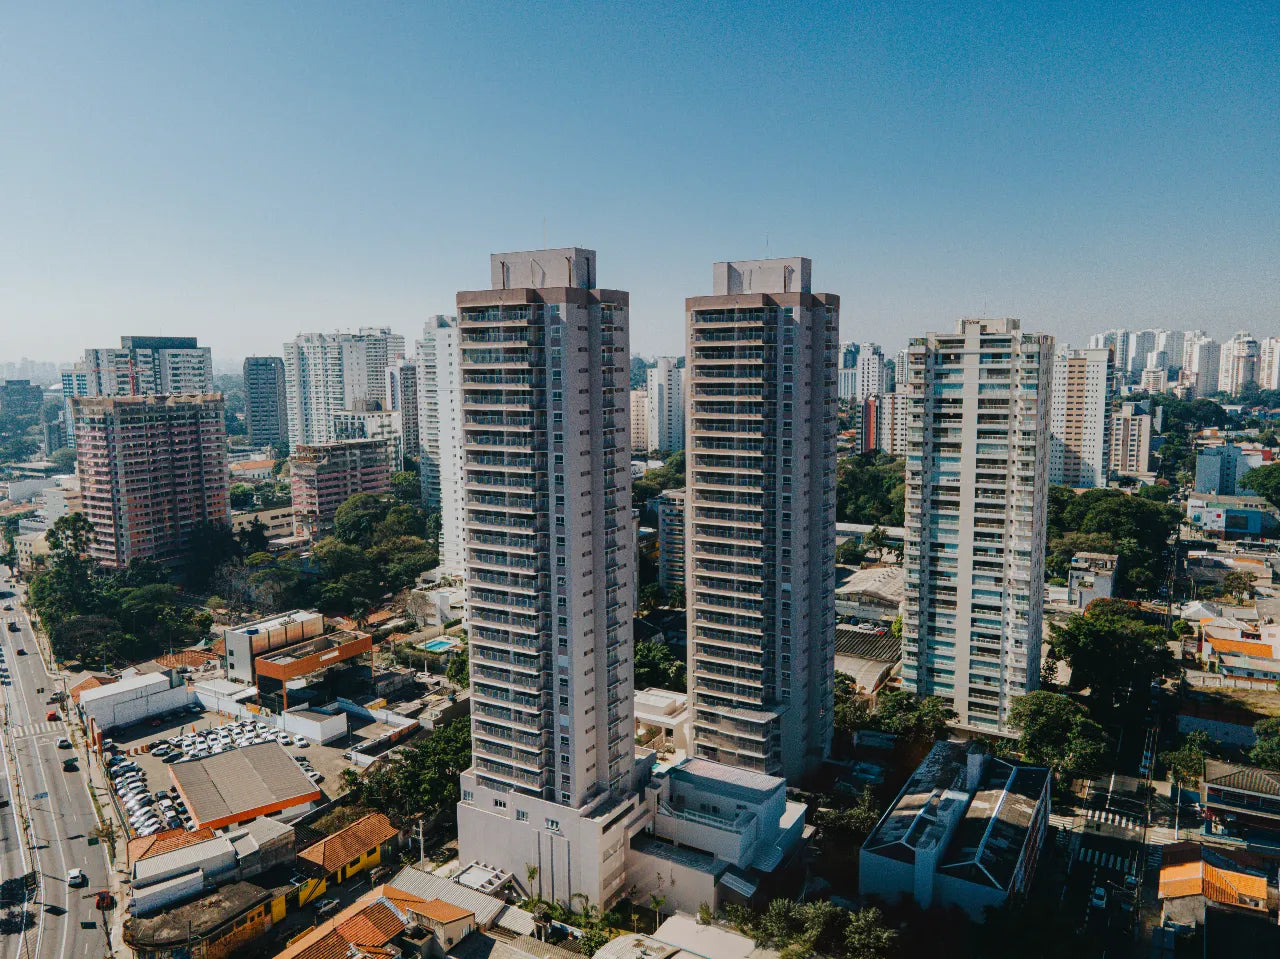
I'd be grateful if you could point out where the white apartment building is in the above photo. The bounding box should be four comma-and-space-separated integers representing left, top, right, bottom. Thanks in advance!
1127, 329, 1159, 379
854, 343, 887, 402
901, 318, 1052, 732
84, 336, 213, 397
1184, 334, 1221, 398
1219, 331, 1260, 396
838, 343, 858, 401
1088, 329, 1129, 378
1048, 347, 1111, 488
876, 390, 910, 457
1110, 401, 1153, 477
282, 327, 405, 451
656, 488, 686, 596
330, 408, 404, 471
455, 249, 644, 909
646, 357, 685, 453
630, 389, 649, 454
1259, 337, 1280, 391
385, 358, 420, 459
685, 257, 837, 780
895, 348, 909, 390
415, 316, 465, 574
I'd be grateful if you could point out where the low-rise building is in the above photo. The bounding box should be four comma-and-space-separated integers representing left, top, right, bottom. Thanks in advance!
169, 741, 322, 830
124, 879, 278, 959
229, 458, 276, 482
833, 625, 899, 694
79, 671, 190, 736
859, 740, 1050, 920
222, 610, 325, 684
1158, 842, 1271, 931
14, 531, 49, 571
296, 812, 402, 892
1068, 552, 1118, 608
1187, 494, 1280, 539
273, 885, 476, 959
633, 687, 690, 754
835, 566, 904, 624
1201, 759, 1280, 845
231, 506, 295, 540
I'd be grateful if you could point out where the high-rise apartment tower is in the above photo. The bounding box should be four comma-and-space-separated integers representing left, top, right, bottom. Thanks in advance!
1048, 347, 1111, 488
243, 356, 288, 448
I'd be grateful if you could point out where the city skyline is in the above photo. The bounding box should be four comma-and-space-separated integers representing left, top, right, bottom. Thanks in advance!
5, 4, 1279, 361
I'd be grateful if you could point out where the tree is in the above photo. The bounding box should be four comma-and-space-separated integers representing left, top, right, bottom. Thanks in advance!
835, 540, 866, 566
344, 718, 471, 820
1162, 730, 1211, 788
638, 583, 666, 613
873, 689, 955, 744
634, 640, 684, 691
1245, 463, 1280, 509
836, 453, 905, 526
390, 471, 422, 504
1049, 600, 1173, 711
229, 483, 257, 511
1249, 718, 1280, 771
333, 493, 391, 548
813, 790, 881, 846
445, 640, 469, 688
1007, 691, 1108, 779
833, 673, 872, 739
843, 908, 897, 959
49, 447, 76, 473
1222, 570, 1256, 601
183, 521, 241, 590
236, 517, 270, 555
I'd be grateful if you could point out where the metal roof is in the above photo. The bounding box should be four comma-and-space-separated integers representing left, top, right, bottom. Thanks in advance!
169, 741, 319, 824
387, 865, 536, 936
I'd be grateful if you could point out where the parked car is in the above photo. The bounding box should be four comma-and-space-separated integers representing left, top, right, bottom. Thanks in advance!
56, 738, 72, 750
1089, 887, 1108, 910
67, 869, 87, 887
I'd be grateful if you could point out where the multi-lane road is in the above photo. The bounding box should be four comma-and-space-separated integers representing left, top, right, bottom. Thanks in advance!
0, 568, 113, 959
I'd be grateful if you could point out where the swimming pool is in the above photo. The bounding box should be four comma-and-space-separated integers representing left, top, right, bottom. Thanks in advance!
421, 638, 457, 653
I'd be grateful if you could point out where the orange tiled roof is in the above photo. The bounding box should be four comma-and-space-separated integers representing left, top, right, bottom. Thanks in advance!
128, 826, 216, 863
274, 886, 412, 959
69, 675, 116, 704
1206, 637, 1274, 658
230, 459, 276, 471
381, 887, 472, 924
1159, 855, 1268, 909
154, 649, 218, 669
365, 610, 395, 625
209, 639, 226, 656
298, 813, 398, 874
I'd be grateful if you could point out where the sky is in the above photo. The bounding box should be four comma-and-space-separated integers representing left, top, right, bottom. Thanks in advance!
3, 1, 1278, 366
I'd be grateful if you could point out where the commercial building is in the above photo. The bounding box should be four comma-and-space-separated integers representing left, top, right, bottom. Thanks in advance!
290, 439, 393, 540
383, 358, 420, 462
455, 248, 643, 908
1186, 494, 1280, 539
243, 356, 288, 448
169, 741, 322, 830
71, 393, 230, 568
646, 356, 685, 453
0, 379, 43, 416
416, 315, 465, 573
1048, 346, 1111, 488
630, 388, 649, 454
859, 740, 1050, 920
1110, 401, 1153, 477
330, 407, 404, 470
900, 318, 1052, 731
684, 257, 838, 779
222, 610, 325, 684
656, 487, 686, 597
282, 327, 405, 451
123, 880, 279, 959
78, 670, 191, 734
83, 336, 213, 397
296, 812, 402, 889
1157, 842, 1271, 931
253, 629, 373, 710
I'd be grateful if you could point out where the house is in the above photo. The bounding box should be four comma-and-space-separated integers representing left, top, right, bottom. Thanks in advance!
859, 740, 1050, 920
1068, 552, 1118, 608
1201, 759, 1280, 846
1158, 842, 1272, 930
296, 812, 402, 896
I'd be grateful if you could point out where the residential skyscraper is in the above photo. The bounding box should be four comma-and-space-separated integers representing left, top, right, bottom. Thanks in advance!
330, 408, 403, 470
1126, 329, 1159, 379
656, 488, 686, 597
414, 316, 465, 574
1109, 402, 1153, 477
1259, 337, 1280, 391
290, 439, 393, 540
281, 327, 405, 451
1048, 347, 1111, 488
1185, 335, 1221, 398
385, 357, 420, 459
84, 336, 213, 397
1088, 329, 1129, 379
455, 248, 641, 908
894, 348, 909, 390
646, 356, 685, 453
243, 356, 288, 448
71, 394, 229, 568
630, 388, 649, 454
1219, 332, 1260, 395
839, 343, 859, 400
854, 343, 887, 402
685, 257, 837, 779
901, 318, 1052, 731
875, 390, 909, 457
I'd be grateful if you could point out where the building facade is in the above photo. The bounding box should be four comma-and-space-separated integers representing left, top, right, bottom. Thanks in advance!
71, 394, 229, 568
455, 249, 643, 908
290, 439, 393, 540
875, 390, 909, 457
1220, 332, 1260, 396
854, 343, 887, 403
900, 318, 1052, 731
684, 257, 837, 779
656, 488, 686, 597
385, 358, 420, 459
0, 379, 43, 416
282, 327, 405, 451
1109, 401, 1153, 477
630, 388, 649, 455
1048, 347, 1111, 488
84, 336, 213, 397
243, 356, 288, 448
646, 357, 685, 454
415, 315, 465, 573
330, 408, 404, 471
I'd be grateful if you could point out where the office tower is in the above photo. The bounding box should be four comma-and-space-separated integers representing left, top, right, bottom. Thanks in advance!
895, 348, 908, 390
1186, 335, 1221, 398
875, 390, 909, 457
455, 248, 641, 908
685, 256, 837, 779
290, 439, 393, 540
839, 343, 859, 401
1219, 332, 1260, 395
71, 394, 229, 568
1259, 337, 1280, 391
415, 316, 465, 574
330, 408, 403, 470
646, 357, 685, 453
84, 336, 213, 397
1126, 330, 1159, 379
1048, 347, 1111, 488
282, 327, 405, 451
656, 488, 686, 597
854, 343, 887, 402
901, 318, 1052, 731
243, 356, 288, 448
630, 388, 649, 454
385, 358, 420, 460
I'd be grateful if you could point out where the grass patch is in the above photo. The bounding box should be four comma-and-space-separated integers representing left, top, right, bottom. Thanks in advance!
311, 803, 373, 835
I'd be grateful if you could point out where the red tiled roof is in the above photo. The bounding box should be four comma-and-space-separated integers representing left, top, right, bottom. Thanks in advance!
128, 826, 216, 863
69, 675, 116, 704
154, 649, 218, 669
298, 813, 398, 874
209, 639, 226, 656
275, 886, 413, 959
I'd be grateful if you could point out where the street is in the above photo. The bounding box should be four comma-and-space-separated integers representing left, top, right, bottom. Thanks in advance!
0, 568, 113, 959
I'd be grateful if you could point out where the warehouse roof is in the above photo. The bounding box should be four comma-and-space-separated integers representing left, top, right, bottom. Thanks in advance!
169, 741, 320, 826
79, 671, 170, 705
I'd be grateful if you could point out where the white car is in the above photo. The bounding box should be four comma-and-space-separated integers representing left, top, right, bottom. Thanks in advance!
292, 736, 308, 747
66, 869, 86, 887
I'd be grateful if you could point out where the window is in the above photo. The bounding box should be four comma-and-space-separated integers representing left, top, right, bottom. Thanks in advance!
546, 818, 560, 830
462, 790, 473, 802
516, 810, 528, 822
494, 798, 507, 809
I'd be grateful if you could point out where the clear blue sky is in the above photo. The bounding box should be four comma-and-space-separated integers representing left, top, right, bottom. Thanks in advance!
3, 1, 1277, 365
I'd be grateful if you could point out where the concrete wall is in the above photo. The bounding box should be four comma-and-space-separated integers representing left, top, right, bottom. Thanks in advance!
858, 848, 914, 907
624, 845, 718, 916
82, 679, 192, 731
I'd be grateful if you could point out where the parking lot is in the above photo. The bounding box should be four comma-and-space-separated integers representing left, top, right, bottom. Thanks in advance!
100, 707, 356, 837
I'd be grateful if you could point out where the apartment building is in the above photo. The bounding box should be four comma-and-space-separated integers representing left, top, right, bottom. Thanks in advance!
838, 343, 858, 401
1184, 335, 1221, 398
1259, 337, 1280, 391
84, 336, 213, 397
243, 356, 288, 448
1110, 402, 1153, 477
875, 390, 909, 457
282, 327, 405, 451
454, 249, 643, 908
290, 439, 393, 540
684, 257, 838, 780
854, 343, 887, 403
656, 488, 686, 597
1088, 329, 1129, 378
1127, 329, 1159, 379
1048, 347, 1111, 488
900, 318, 1052, 731
385, 357, 420, 459
630, 389, 649, 454
646, 357, 685, 453
330, 408, 404, 470
1219, 332, 1261, 396
0, 379, 43, 416
415, 315, 465, 573
71, 394, 229, 568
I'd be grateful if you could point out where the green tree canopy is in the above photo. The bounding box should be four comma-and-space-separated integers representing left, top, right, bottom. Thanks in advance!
1244, 463, 1280, 510
390, 471, 422, 504
1050, 599, 1174, 711
333, 493, 392, 548
1007, 691, 1108, 778
835, 453, 905, 527
634, 640, 685, 691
